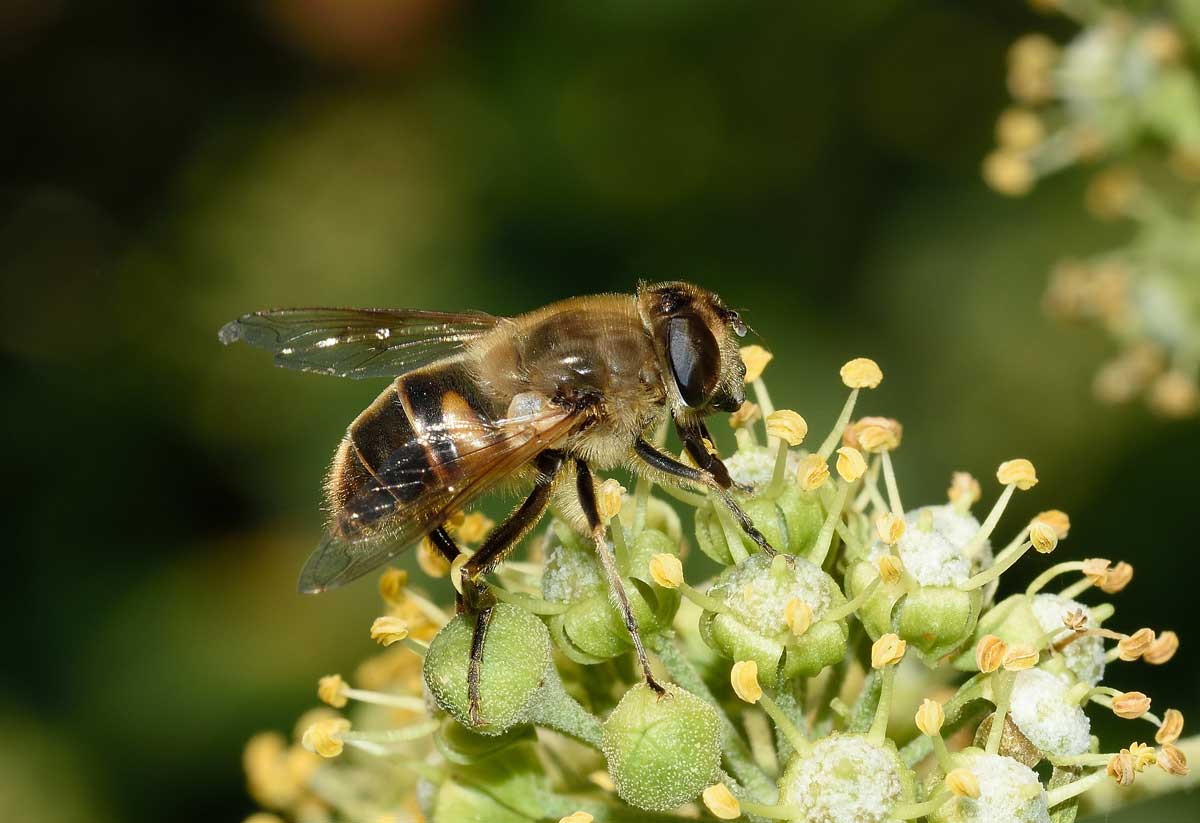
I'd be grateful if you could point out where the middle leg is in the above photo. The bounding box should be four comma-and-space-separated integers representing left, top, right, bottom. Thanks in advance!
575, 459, 664, 693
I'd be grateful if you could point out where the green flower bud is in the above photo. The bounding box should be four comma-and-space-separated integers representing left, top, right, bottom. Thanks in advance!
929, 749, 1050, 823
699, 553, 848, 686
601, 683, 721, 811
849, 504, 990, 665
778, 734, 916, 823
423, 603, 552, 735
953, 593, 1107, 685
543, 525, 680, 662
695, 483, 826, 565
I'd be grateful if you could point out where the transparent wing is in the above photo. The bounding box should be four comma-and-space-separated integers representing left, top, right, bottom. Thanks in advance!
298, 402, 582, 593
218, 307, 498, 379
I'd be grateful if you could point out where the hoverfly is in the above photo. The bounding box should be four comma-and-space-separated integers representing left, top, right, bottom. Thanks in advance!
221, 281, 775, 719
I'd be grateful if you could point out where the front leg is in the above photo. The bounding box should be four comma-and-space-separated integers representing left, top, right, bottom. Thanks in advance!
633, 437, 777, 557
675, 417, 734, 489
575, 459, 665, 694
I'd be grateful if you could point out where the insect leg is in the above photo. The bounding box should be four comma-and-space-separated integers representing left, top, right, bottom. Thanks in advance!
675, 417, 734, 489
575, 459, 665, 694
633, 437, 778, 557
428, 526, 467, 613
460, 449, 564, 724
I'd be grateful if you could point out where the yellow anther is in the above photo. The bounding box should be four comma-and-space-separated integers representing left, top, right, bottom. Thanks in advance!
1081, 558, 1111, 586
835, 446, 868, 482
702, 783, 741, 820
995, 107, 1044, 150
728, 401, 761, 429
1032, 509, 1070, 539
878, 555, 903, 585
649, 553, 683, 590
1003, 644, 1039, 672
1107, 750, 1135, 786
1100, 561, 1133, 594
797, 454, 830, 492
1158, 742, 1189, 776
983, 149, 1034, 196
840, 357, 883, 389
845, 416, 903, 452
875, 512, 905, 546
976, 635, 1008, 674
766, 410, 808, 446
731, 660, 763, 704
948, 471, 982, 507
450, 554, 469, 595
1156, 709, 1184, 745
456, 511, 495, 544
1129, 742, 1157, 772
417, 536, 450, 578
857, 424, 900, 453
1029, 521, 1057, 554
945, 768, 981, 799
1063, 610, 1088, 632
378, 567, 407, 605
915, 698, 945, 736
1144, 631, 1178, 665
317, 674, 348, 709
596, 478, 626, 522
301, 716, 351, 759
740, 345, 773, 383
871, 633, 907, 669
370, 616, 410, 647
996, 458, 1038, 490
1118, 629, 1155, 662
785, 598, 814, 637
558, 813, 594, 823
1112, 692, 1152, 720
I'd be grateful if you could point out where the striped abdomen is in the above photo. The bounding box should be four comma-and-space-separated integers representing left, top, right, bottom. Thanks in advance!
325, 359, 500, 537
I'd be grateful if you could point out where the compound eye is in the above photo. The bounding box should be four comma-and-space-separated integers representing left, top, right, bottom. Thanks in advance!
666, 315, 720, 408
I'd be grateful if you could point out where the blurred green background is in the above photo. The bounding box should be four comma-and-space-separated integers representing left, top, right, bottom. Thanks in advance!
2, 1, 1196, 821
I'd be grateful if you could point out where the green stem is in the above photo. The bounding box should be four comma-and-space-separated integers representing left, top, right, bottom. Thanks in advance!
741, 799, 803, 820
817, 388, 860, 459
825, 576, 881, 622
1025, 561, 1085, 597
986, 671, 1015, 755
809, 480, 851, 567
959, 540, 1034, 592
760, 691, 811, 755
486, 584, 570, 615
880, 450, 904, 517
868, 666, 896, 745
960, 483, 1016, 565
523, 666, 604, 748
765, 436, 792, 498
714, 498, 750, 564
1045, 768, 1108, 808
1058, 576, 1097, 601
893, 788, 951, 820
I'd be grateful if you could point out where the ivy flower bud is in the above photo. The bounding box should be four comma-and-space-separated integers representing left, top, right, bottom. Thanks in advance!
702, 783, 741, 820
317, 674, 347, 708
766, 409, 808, 445
915, 698, 945, 736
301, 716, 350, 759
558, 813, 593, 823
996, 459, 1038, 490
841, 357, 883, 389
1158, 743, 1189, 776
739, 345, 772, 383
945, 768, 981, 799
1028, 522, 1057, 554
1117, 628, 1155, 662
875, 512, 905, 546
836, 446, 868, 482
1032, 509, 1070, 539
976, 635, 1008, 673
1111, 692, 1151, 720
370, 616, 409, 647
1156, 709, 1184, 744
377, 567, 407, 605
872, 633, 907, 668
785, 598, 813, 637
423, 603, 552, 734
731, 660, 763, 704
797, 454, 830, 491
649, 553, 683, 589
1003, 644, 1039, 671
1100, 561, 1133, 594
728, 401, 761, 429
601, 683, 722, 811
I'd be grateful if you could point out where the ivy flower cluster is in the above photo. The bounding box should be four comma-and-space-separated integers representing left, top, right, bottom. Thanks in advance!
985, 1, 1200, 416
242, 349, 1192, 823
